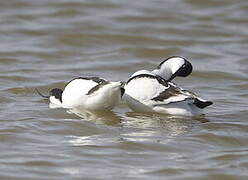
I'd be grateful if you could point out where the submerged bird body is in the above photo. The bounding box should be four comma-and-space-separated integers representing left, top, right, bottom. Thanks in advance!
123, 73, 212, 116
46, 77, 124, 111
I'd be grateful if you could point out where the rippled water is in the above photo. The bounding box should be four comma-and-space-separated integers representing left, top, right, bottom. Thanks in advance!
0, 0, 248, 179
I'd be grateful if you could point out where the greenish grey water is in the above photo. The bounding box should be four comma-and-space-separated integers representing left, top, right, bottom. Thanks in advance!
0, 0, 248, 179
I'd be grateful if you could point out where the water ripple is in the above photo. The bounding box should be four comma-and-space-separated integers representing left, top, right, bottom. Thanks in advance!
0, 0, 248, 179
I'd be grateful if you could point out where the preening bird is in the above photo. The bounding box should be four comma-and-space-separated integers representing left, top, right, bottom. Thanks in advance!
123, 57, 212, 116
36, 77, 125, 111
123, 73, 212, 116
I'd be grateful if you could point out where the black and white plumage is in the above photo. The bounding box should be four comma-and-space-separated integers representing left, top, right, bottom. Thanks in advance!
152, 56, 193, 81
123, 72, 213, 116
37, 77, 125, 111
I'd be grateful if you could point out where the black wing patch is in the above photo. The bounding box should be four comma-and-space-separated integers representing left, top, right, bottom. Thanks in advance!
88, 77, 107, 84
127, 74, 168, 86
87, 81, 109, 95
151, 85, 182, 102
66, 76, 107, 87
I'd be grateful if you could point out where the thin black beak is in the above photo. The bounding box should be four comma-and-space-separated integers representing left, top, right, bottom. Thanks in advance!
35, 88, 49, 99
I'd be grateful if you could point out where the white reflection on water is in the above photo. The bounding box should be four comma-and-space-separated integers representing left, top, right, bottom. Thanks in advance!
67, 108, 122, 126
121, 112, 200, 144
66, 109, 208, 146
66, 108, 122, 146
67, 134, 111, 146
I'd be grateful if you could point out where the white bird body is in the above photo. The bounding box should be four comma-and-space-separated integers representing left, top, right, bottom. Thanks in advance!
47, 77, 124, 111
37, 56, 211, 115
123, 73, 212, 116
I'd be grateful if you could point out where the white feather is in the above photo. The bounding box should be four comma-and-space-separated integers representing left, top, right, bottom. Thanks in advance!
48, 78, 123, 111
83, 81, 123, 111
131, 70, 155, 78
152, 57, 185, 80
62, 79, 98, 108
49, 96, 62, 108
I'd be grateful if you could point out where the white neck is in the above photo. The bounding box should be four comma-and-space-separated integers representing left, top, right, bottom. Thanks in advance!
85, 82, 122, 110
152, 58, 185, 80
152, 68, 172, 81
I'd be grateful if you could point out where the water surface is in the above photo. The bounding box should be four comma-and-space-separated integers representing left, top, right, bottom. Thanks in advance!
0, 0, 248, 179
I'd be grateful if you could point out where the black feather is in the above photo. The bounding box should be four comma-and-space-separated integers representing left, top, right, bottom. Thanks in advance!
193, 99, 213, 109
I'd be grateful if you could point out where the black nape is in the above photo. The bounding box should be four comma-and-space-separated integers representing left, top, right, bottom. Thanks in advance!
49, 88, 63, 103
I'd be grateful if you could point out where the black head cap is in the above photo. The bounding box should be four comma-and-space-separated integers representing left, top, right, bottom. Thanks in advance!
175, 60, 193, 77
49, 88, 63, 103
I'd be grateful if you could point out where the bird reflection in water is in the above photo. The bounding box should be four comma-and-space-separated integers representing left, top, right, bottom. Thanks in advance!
67, 108, 122, 126
120, 112, 209, 143
66, 108, 209, 146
